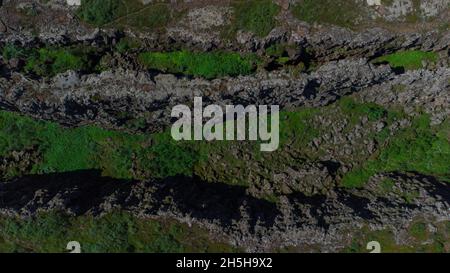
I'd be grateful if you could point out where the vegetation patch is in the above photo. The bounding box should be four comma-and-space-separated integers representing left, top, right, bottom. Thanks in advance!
409, 221, 428, 240
77, 0, 172, 29
115, 37, 142, 54
344, 221, 449, 253
1, 44, 101, 77
380, 178, 395, 192
373, 50, 438, 71
339, 97, 387, 124
0, 212, 235, 253
138, 51, 259, 79
1, 97, 447, 191
342, 115, 450, 188
113, 3, 172, 30
24, 47, 98, 77
0, 111, 201, 180
291, 0, 365, 28
77, 0, 124, 26
2, 43, 29, 60
279, 109, 320, 147
230, 0, 280, 37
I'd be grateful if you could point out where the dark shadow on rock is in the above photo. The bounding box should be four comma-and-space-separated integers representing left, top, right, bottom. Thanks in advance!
391, 172, 450, 202
335, 189, 375, 220
0, 64, 10, 79
285, 192, 330, 229
0, 171, 280, 231
3, 170, 442, 232
320, 160, 341, 178
151, 175, 280, 229
0, 170, 135, 215
304, 79, 320, 99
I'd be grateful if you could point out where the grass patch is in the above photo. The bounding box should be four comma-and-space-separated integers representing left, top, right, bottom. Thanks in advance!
265, 44, 287, 57
279, 108, 320, 147
0, 111, 201, 180
339, 97, 386, 124
230, 0, 280, 37
291, 0, 365, 28
380, 178, 395, 192
1, 44, 101, 77
345, 228, 413, 253
138, 50, 259, 79
2, 43, 29, 61
76, 0, 143, 26
409, 222, 428, 241
343, 222, 450, 253
77, 0, 172, 30
381, 0, 395, 6
113, 3, 172, 30
115, 37, 142, 53
1, 97, 447, 192
24, 47, 98, 77
0, 212, 235, 253
342, 115, 450, 188
77, 0, 124, 26
136, 132, 202, 179
373, 50, 438, 71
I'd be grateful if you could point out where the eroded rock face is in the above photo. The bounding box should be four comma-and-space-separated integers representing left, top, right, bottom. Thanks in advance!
0, 58, 395, 132
360, 68, 450, 125
1, 59, 448, 133
380, 0, 449, 20
0, 0, 448, 54
168, 5, 233, 47
0, 171, 448, 252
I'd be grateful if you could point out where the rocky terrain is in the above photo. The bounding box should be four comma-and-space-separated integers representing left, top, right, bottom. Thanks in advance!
0, 0, 448, 252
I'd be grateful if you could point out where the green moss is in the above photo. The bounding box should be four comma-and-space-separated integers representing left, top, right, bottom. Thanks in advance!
373, 50, 438, 71
114, 3, 172, 30
279, 108, 320, 147
402, 190, 420, 204
0, 111, 202, 180
0, 213, 69, 252
0, 212, 236, 253
380, 178, 395, 192
24, 47, 96, 77
409, 222, 428, 241
344, 221, 450, 253
276, 57, 290, 65
339, 97, 386, 124
343, 227, 414, 253
1, 44, 29, 61
138, 50, 259, 79
341, 166, 377, 188
77, 0, 172, 30
77, 0, 124, 26
379, 116, 449, 177
381, 0, 394, 6
231, 0, 280, 37
265, 44, 286, 57
342, 115, 450, 188
115, 37, 142, 53
137, 132, 202, 179
291, 0, 365, 28
1, 96, 447, 192
1, 44, 100, 77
